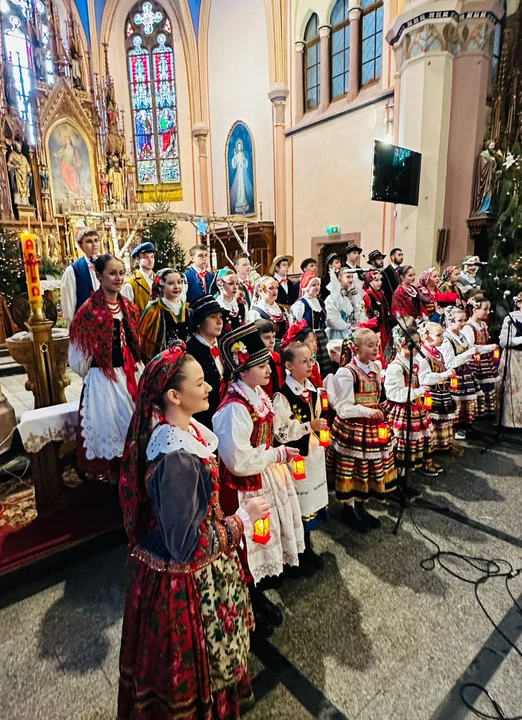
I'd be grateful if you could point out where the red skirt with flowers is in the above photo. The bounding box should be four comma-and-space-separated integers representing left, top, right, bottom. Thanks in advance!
118, 548, 254, 720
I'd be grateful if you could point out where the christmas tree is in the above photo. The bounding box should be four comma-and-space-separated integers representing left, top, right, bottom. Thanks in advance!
142, 219, 186, 271
0, 224, 27, 304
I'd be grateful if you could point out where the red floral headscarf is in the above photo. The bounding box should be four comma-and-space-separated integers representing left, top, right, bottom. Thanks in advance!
442, 265, 457, 283
363, 269, 382, 290
119, 342, 187, 548
279, 319, 310, 351
417, 267, 436, 288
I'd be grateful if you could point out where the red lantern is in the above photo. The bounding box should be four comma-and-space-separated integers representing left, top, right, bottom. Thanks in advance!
319, 427, 331, 447
474, 351, 481, 363
292, 455, 306, 480
253, 515, 271, 544
377, 423, 389, 443
321, 393, 329, 412
450, 376, 459, 390
493, 347, 501, 362
423, 393, 433, 410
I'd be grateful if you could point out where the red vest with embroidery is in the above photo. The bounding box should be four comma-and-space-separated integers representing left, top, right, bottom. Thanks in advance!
217, 390, 273, 492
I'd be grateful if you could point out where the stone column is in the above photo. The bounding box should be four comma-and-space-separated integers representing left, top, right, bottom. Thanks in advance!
348, 3, 361, 101
192, 123, 210, 216
295, 41, 305, 122
268, 84, 290, 256
319, 25, 331, 112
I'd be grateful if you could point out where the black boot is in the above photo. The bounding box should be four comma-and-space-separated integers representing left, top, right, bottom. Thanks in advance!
304, 530, 324, 570
252, 585, 284, 627
341, 504, 371, 533
283, 563, 302, 580
248, 585, 274, 638
298, 550, 315, 577
355, 502, 381, 530
257, 574, 283, 591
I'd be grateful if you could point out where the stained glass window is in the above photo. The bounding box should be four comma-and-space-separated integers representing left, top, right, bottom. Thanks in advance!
304, 13, 320, 111
4, 14, 35, 143
360, 0, 383, 87
330, 0, 350, 99
126, 0, 180, 188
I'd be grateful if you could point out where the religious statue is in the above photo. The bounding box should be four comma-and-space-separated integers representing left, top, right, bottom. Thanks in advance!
3, 64, 17, 111
70, 49, 84, 90
39, 164, 50, 194
471, 140, 502, 216
108, 154, 125, 208
33, 40, 47, 82
7, 140, 33, 206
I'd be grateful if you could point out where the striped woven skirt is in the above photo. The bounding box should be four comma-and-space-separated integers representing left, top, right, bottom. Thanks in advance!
452, 364, 482, 426
315, 328, 332, 378
473, 354, 498, 418
326, 415, 397, 503
430, 388, 458, 452
382, 399, 432, 468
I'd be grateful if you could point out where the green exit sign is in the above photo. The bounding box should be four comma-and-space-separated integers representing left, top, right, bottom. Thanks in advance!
327, 226, 340, 234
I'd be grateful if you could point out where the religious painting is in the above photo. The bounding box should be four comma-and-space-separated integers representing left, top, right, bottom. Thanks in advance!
47, 121, 95, 214
226, 121, 255, 216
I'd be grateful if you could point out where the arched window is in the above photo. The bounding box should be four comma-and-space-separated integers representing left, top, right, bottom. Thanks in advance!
360, 0, 383, 87
330, 0, 350, 99
304, 13, 320, 111
491, 1, 506, 85
126, 0, 180, 188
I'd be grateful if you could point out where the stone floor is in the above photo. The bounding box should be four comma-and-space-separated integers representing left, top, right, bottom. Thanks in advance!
1, 436, 522, 720
1, 370, 83, 419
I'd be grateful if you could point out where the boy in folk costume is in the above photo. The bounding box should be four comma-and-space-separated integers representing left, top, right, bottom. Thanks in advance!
255, 319, 284, 398
273, 341, 329, 576
213, 324, 305, 634
121, 241, 156, 313
234, 252, 254, 310
61, 227, 101, 325
185, 243, 215, 305
270, 254, 298, 309
462, 295, 498, 418
139, 268, 189, 362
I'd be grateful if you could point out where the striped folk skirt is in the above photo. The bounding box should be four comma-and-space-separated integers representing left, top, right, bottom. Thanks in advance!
429, 388, 458, 452
472, 354, 498, 418
451, 364, 482, 426
326, 415, 397, 503
382, 398, 432, 468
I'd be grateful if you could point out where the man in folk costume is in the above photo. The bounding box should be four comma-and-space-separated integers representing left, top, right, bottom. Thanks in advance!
213, 323, 304, 636
121, 241, 156, 313
61, 227, 101, 325
344, 242, 364, 292
185, 243, 215, 305
186, 295, 225, 429
270, 254, 298, 309
382, 247, 403, 306
234, 252, 254, 310
367, 249, 386, 271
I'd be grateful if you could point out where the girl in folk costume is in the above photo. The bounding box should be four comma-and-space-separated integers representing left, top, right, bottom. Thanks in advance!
272, 342, 329, 576
418, 322, 460, 454
290, 272, 331, 377
69, 255, 141, 484
437, 266, 465, 309
498, 292, 522, 429
325, 267, 360, 341
212, 268, 247, 334
362, 270, 393, 362
383, 327, 438, 483
118, 345, 269, 719
462, 295, 498, 418
326, 328, 397, 533
391, 266, 426, 325
280, 321, 323, 388
213, 324, 305, 634
255, 319, 284, 399
249, 275, 289, 349
417, 267, 443, 322
139, 268, 189, 363
440, 306, 481, 438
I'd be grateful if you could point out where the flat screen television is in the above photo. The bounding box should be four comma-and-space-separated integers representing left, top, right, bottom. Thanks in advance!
371, 140, 422, 206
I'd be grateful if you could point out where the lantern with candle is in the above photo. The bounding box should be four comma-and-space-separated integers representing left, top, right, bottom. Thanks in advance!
253, 514, 271, 544
319, 427, 331, 447
292, 455, 306, 480
493, 347, 501, 362
423, 392, 433, 410
321, 392, 329, 412
450, 376, 459, 391
20, 231, 44, 321
377, 423, 389, 443
474, 351, 481, 363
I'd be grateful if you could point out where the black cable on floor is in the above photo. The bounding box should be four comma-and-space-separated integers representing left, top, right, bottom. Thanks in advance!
407, 508, 522, 720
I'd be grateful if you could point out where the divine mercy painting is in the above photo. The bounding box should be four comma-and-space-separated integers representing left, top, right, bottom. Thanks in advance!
226, 121, 255, 216
48, 121, 95, 214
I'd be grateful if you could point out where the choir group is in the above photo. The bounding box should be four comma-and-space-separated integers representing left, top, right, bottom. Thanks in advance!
62, 229, 522, 719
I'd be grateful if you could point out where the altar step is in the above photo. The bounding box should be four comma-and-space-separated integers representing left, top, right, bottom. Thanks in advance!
0, 348, 24, 378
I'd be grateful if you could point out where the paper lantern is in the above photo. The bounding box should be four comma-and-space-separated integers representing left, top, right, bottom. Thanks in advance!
377, 423, 389, 442
450, 376, 459, 390
319, 427, 331, 447
321, 394, 329, 411
493, 348, 501, 362
423, 393, 433, 409
253, 515, 271, 545
292, 455, 306, 480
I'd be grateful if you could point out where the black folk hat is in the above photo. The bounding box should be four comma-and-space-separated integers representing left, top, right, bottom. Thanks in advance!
189, 294, 224, 331
220, 323, 271, 374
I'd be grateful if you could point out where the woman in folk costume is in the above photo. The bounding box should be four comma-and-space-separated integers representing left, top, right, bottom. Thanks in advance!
497, 291, 522, 428
437, 266, 465, 309
325, 267, 360, 341
212, 268, 247, 334
383, 327, 438, 483
440, 306, 481, 438
417, 267, 443, 322
462, 295, 498, 418
362, 269, 393, 362
213, 324, 305, 634
391, 266, 425, 325
326, 328, 397, 533
280, 320, 323, 388
249, 275, 289, 349
139, 268, 189, 363
272, 341, 329, 576
418, 322, 459, 454
290, 272, 331, 377
118, 344, 269, 719
69, 255, 141, 484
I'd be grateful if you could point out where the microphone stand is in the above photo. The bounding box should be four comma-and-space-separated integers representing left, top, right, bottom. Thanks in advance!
389, 315, 449, 536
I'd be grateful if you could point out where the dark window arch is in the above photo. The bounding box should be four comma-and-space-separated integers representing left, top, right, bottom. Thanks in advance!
304, 13, 320, 111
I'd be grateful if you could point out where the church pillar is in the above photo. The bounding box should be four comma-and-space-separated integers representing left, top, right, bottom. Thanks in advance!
268, 84, 289, 257
347, 3, 361, 101
294, 41, 305, 122
192, 123, 210, 216
319, 25, 331, 112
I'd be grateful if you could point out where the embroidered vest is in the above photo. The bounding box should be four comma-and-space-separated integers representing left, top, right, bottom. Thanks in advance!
217, 390, 273, 492
298, 297, 326, 330
126, 271, 154, 313
277, 383, 317, 456
424, 350, 450, 393
348, 361, 380, 408
72, 256, 94, 312
252, 306, 288, 339
466, 321, 489, 346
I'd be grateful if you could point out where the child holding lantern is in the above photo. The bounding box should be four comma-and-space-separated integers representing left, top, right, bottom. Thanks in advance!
418, 322, 459, 455
272, 342, 329, 576
462, 296, 499, 418
326, 328, 397, 533
213, 323, 304, 635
